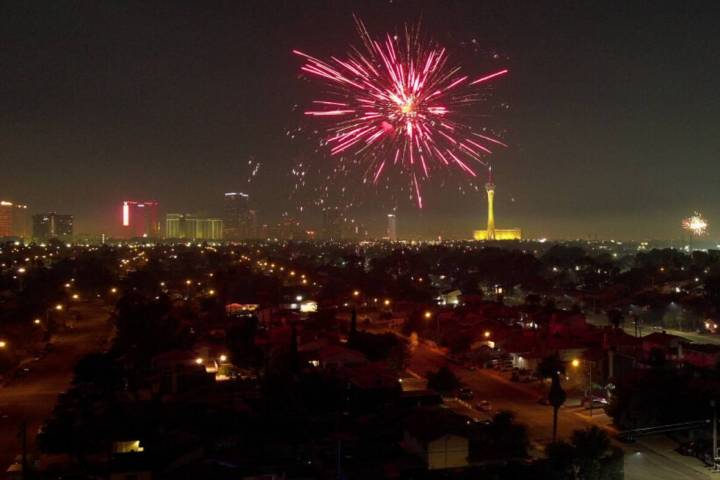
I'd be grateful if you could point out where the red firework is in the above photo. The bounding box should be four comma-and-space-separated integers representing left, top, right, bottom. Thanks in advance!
294, 19, 508, 207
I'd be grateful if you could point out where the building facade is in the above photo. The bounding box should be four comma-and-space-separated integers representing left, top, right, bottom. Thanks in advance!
165, 214, 223, 241
0, 201, 30, 238
223, 192, 255, 240
122, 201, 160, 238
32, 213, 74, 240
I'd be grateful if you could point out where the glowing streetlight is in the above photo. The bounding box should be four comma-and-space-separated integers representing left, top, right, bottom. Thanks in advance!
33, 318, 41, 325
208, 289, 216, 296
195, 357, 203, 365
424, 311, 432, 319
110, 287, 118, 294
55, 304, 63, 311
219, 354, 227, 362
571, 358, 580, 368
71, 293, 80, 300
0, 340, 6, 348
352, 290, 360, 297
484, 330, 491, 338
383, 299, 391, 306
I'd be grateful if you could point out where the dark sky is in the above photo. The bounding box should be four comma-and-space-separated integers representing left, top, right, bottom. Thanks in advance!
2, 0, 719, 240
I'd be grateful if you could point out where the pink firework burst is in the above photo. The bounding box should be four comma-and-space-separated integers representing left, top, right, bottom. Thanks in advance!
294, 19, 508, 207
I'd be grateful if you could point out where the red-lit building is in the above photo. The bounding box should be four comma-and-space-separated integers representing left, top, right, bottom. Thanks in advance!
121, 200, 160, 238
0, 201, 30, 238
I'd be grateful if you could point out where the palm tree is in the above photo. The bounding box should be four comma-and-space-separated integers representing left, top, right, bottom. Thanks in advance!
537, 354, 567, 443
548, 373, 567, 443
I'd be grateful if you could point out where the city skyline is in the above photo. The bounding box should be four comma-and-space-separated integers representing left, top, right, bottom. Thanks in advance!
4, 4, 720, 477
2, 1, 720, 240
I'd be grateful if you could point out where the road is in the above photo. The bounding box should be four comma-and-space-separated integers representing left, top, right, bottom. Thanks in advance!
0, 302, 113, 472
407, 341, 601, 449
586, 312, 720, 346
408, 340, 713, 479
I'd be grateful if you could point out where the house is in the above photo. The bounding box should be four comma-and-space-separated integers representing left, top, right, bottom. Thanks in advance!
110, 452, 153, 480
548, 311, 589, 336
402, 408, 469, 470
315, 345, 368, 370
438, 289, 462, 306
641, 331, 683, 359
680, 343, 720, 368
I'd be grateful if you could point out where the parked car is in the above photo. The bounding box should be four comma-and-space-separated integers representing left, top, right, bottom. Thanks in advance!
511, 369, 536, 382
676, 439, 712, 459
582, 396, 609, 409
458, 388, 474, 400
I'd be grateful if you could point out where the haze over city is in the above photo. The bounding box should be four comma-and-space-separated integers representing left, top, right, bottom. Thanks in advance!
2, 1, 720, 240
5, 3, 720, 480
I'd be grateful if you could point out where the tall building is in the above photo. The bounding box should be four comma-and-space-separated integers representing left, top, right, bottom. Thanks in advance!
165, 214, 223, 241
122, 201, 160, 238
473, 175, 521, 241
322, 207, 343, 240
165, 213, 184, 239
32, 213, 74, 240
223, 192, 255, 239
0, 201, 29, 238
387, 214, 397, 241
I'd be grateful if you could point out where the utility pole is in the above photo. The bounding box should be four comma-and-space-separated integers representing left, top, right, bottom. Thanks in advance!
19, 421, 27, 480
588, 361, 594, 418
713, 400, 719, 472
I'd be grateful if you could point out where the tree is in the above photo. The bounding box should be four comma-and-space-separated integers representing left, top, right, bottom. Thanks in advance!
537, 354, 568, 443
347, 331, 408, 370
548, 373, 567, 443
607, 308, 624, 329
546, 427, 622, 480
427, 366, 461, 393
402, 309, 425, 336
350, 306, 357, 336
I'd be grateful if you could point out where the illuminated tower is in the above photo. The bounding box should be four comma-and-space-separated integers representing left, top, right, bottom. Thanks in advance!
472, 168, 521, 241
485, 181, 496, 240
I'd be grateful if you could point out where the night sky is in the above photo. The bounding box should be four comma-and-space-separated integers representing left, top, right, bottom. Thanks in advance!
2, 0, 720, 240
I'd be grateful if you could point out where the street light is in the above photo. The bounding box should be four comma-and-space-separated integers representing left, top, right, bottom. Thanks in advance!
484, 330, 491, 339
352, 290, 360, 297
0, 340, 7, 348
219, 354, 227, 362
571, 358, 580, 368
33, 318, 41, 325
16, 267, 26, 291
71, 293, 80, 300
424, 311, 432, 319
195, 357, 203, 365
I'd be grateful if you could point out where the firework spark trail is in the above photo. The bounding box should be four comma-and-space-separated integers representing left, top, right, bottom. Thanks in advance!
295, 19, 507, 207
682, 212, 708, 236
